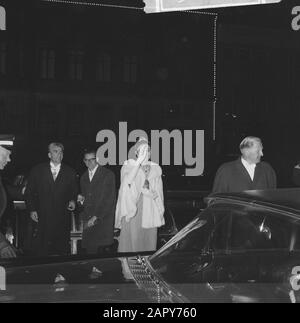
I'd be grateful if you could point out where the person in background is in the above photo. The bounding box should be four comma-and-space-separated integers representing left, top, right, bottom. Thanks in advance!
212, 136, 277, 193
25, 142, 78, 256
115, 137, 165, 253
0, 145, 16, 258
78, 149, 116, 254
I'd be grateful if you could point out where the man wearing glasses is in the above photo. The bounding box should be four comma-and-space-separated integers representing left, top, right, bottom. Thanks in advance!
78, 149, 116, 254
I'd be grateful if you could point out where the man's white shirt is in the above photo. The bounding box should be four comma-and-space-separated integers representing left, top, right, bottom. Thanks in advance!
89, 164, 99, 182
241, 158, 256, 181
50, 162, 61, 180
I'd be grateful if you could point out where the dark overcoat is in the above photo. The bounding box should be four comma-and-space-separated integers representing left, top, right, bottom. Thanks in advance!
25, 163, 78, 256
80, 166, 116, 253
0, 176, 7, 249
212, 158, 277, 194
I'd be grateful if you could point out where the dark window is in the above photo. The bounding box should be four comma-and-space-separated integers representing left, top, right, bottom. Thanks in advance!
69, 50, 84, 81
208, 206, 232, 252
0, 42, 6, 75
207, 204, 295, 252
229, 208, 293, 251
40, 49, 55, 79
96, 54, 111, 82
124, 55, 137, 83
35, 104, 58, 136
19, 48, 25, 78
68, 104, 83, 136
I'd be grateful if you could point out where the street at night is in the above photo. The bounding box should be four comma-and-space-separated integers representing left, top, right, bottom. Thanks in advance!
0, 0, 300, 305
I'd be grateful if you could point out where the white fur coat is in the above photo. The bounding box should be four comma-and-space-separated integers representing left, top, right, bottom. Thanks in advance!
115, 159, 165, 229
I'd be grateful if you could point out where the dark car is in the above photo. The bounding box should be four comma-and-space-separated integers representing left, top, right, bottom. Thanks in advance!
2, 188, 300, 303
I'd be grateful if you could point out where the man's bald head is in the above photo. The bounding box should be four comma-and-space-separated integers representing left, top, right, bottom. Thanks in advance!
0, 146, 11, 170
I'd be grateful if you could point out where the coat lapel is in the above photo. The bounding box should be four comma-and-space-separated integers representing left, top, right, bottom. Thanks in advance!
84, 166, 103, 189
253, 162, 261, 185
90, 166, 103, 185
54, 164, 63, 184
237, 158, 253, 184
45, 164, 56, 187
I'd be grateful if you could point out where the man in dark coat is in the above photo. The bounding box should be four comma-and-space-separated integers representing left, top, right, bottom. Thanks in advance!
78, 149, 116, 254
25, 143, 78, 256
0, 146, 16, 258
212, 136, 277, 194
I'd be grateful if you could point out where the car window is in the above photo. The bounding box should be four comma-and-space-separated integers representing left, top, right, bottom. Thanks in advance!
229, 208, 293, 251
209, 211, 231, 252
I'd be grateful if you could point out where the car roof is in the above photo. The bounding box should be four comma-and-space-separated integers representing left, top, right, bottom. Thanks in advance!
206, 188, 300, 218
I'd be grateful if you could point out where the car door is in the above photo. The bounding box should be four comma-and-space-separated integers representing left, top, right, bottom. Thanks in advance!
213, 204, 297, 302
172, 204, 234, 302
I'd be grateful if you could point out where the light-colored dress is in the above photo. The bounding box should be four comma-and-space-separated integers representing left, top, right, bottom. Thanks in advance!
115, 160, 165, 253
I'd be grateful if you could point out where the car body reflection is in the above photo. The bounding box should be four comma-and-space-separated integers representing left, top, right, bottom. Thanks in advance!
2, 188, 300, 302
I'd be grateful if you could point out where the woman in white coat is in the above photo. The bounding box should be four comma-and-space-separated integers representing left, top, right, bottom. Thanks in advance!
115, 137, 165, 253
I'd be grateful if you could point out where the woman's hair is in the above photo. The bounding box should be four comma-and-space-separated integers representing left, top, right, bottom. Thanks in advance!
132, 137, 151, 159
134, 137, 149, 152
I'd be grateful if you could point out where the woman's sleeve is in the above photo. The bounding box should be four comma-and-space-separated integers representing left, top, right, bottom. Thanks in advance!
155, 175, 165, 218
115, 162, 140, 228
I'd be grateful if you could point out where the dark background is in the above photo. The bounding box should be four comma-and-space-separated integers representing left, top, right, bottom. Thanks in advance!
0, 0, 299, 190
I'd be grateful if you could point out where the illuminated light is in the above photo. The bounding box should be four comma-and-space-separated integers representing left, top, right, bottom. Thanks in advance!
143, 0, 281, 14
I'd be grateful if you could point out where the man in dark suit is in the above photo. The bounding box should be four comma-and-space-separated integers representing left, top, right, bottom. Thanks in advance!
78, 149, 116, 254
212, 136, 277, 193
25, 142, 78, 256
0, 145, 16, 258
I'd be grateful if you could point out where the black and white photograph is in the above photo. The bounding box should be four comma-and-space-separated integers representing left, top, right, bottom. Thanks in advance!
0, 0, 300, 306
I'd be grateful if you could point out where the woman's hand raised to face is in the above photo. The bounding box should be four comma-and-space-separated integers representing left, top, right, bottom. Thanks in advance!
136, 145, 148, 165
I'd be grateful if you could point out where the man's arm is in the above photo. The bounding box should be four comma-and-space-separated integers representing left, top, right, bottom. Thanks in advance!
68, 170, 79, 205
212, 165, 228, 194
96, 172, 116, 221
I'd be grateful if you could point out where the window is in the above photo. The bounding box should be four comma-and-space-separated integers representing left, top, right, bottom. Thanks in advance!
35, 104, 58, 136
69, 50, 84, 81
0, 42, 6, 75
96, 54, 111, 82
19, 48, 25, 78
207, 205, 295, 252
123, 55, 137, 83
230, 208, 293, 251
40, 49, 55, 79
210, 213, 231, 252
68, 105, 83, 136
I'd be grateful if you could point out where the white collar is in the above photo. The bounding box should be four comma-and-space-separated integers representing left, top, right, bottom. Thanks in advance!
89, 164, 99, 175
241, 157, 256, 169
50, 162, 61, 170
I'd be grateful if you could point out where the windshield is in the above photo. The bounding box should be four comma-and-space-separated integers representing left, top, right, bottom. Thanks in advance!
149, 210, 213, 284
